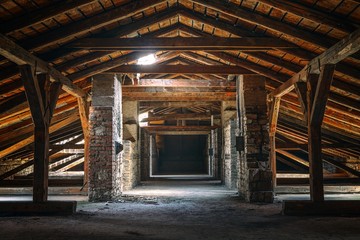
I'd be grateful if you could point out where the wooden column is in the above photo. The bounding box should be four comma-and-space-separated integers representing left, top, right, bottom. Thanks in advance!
307, 65, 335, 202
269, 97, 280, 188
20, 65, 61, 203
77, 97, 90, 186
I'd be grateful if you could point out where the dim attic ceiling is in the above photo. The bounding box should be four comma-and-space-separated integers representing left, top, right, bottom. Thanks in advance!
0, 0, 359, 179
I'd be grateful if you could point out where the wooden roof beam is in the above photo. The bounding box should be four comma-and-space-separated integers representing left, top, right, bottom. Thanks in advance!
142, 113, 218, 122
143, 125, 218, 132
140, 102, 220, 108
106, 65, 254, 74
122, 86, 235, 93
135, 79, 235, 87
70, 37, 298, 50
122, 92, 236, 101
0, 34, 88, 99
272, 28, 360, 98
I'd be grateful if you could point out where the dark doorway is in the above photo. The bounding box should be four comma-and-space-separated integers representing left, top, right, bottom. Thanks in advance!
154, 135, 208, 175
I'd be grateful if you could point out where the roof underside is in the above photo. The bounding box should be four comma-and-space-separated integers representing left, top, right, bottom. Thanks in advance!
0, 0, 359, 178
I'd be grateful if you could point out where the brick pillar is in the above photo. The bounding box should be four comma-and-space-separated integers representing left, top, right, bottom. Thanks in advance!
122, 101, 140, 191
89, 75, 122, 202
237, 75, 273, 203
222, 101, 238, 189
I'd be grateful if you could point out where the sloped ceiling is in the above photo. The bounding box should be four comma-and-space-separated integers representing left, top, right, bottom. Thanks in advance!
0, 0, 359, 176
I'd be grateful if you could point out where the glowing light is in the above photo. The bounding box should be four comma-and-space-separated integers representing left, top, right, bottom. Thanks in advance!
137, 54, 156, 65
138, 111, 149, 127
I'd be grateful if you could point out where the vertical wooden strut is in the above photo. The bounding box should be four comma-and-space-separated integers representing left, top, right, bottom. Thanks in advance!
307, 64, 335, 202
77, 97, 90, 186
269, 97, 281, 188
20, 65, 61, 203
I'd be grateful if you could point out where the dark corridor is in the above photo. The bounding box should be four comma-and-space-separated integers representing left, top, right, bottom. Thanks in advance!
153, 135, 208, 175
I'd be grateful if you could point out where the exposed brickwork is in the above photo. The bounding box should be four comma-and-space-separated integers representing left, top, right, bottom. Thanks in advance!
237, 75, 273, 203
121, 100, 140, 190
121, 140, 139, 191
224, 119, 239, 190
88, 75, 122, 202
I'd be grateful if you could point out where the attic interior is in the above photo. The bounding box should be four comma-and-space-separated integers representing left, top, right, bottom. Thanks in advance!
0, 0, 360, 238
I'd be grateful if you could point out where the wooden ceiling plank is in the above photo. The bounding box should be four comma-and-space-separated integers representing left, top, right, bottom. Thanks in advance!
190, 0, 336, 49
39, 6, 182, 63
256, 0, 356, 33
21, 0, 167, 51
179, 6, 313, 60
210, 52, 288, 82
1, 0, 98, 34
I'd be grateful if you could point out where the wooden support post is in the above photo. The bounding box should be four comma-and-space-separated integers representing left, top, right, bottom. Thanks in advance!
20, 65, 61, 203
307, 73, 322, 202
77, 97, 90, 186
294, 82, 307, 120
33, 124, 49, 202
307, 64, 335, 203
269, 97, 281, 188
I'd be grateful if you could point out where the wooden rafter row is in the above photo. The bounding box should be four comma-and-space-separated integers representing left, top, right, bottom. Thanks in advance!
0, 0, 98, 34
0, 34, 88, 99
271, 28, 360, 98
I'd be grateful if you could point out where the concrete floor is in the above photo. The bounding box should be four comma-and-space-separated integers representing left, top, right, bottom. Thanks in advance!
1, 181, 360, 240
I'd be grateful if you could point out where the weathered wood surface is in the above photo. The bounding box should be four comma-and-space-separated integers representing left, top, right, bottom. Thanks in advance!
71, 37, 298, 50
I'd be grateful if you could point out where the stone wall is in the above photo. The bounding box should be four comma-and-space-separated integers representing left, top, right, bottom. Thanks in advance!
221, 101, 238, 189
88, 75, 122, 202
121, 140, 139, 191
237, 75, 273, 203
224, 119, 239, 190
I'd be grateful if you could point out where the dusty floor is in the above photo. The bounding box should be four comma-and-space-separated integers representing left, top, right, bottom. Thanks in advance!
1, 180, 360, 240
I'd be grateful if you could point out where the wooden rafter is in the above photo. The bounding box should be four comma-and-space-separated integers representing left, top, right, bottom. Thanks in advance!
135, 79, 235, 87
0, 34, 87, 99
70, 37, 298, 50
0, 0, 98, 34
20, 0, 167, 51
0, 113, 79, 160
142, 113, 218, 122
256, 0, 356, 33
106, 65, 254, 74
190, 0, 336, 49
272, 28, 360, 98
